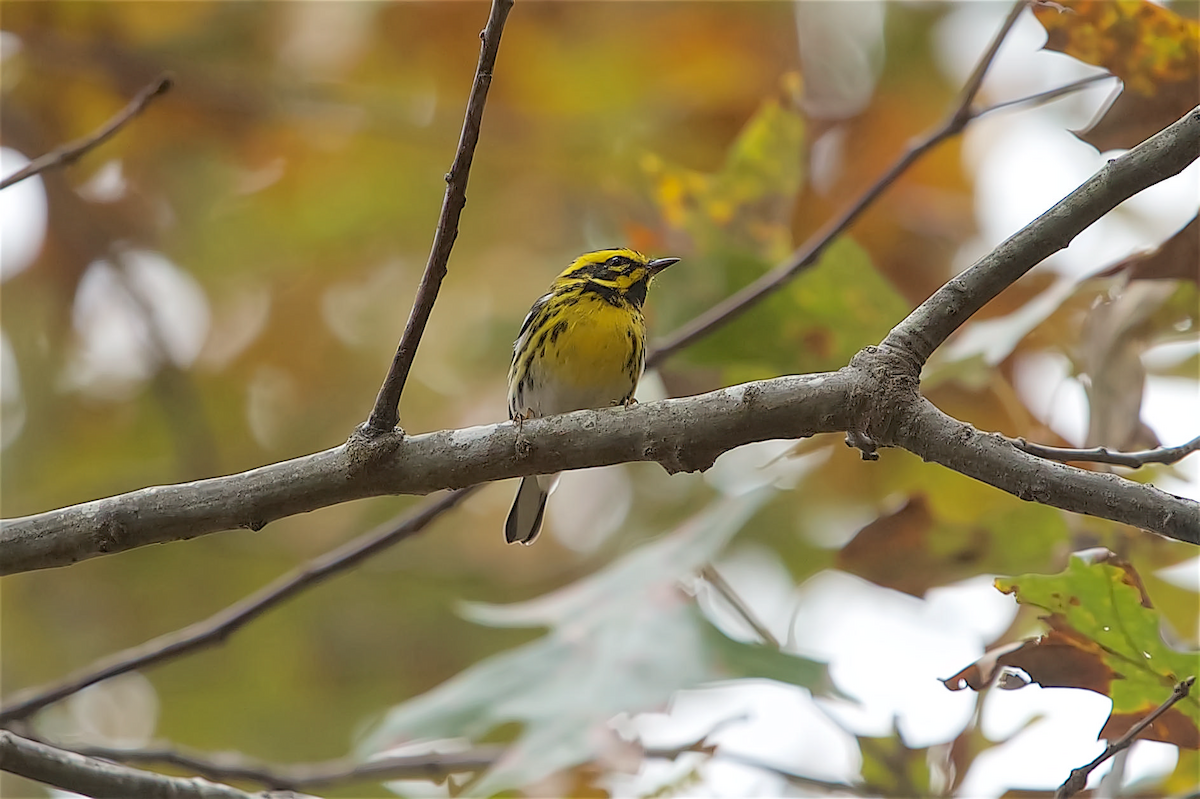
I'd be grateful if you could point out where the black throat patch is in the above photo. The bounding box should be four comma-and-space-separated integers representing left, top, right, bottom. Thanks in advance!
581, 280, 629, 308
624, 279, 648, 308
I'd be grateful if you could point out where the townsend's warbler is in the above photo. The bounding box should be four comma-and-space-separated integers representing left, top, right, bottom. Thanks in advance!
505, 248, 680, 545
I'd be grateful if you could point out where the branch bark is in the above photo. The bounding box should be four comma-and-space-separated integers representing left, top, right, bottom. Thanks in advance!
0, 372, 857, 574
892, 397, 1196, 544
0, 730, 277, 799
12, 735, 497, 794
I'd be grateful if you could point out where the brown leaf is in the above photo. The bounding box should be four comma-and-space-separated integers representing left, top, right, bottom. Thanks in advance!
1034, 0, 1200, 150
942, 640, 1035, 691
1080, 79, 1200, 152
950, 552, 1200, 748
838, 496, 988, 597
941, 627, 1117, 695
838, 497, 935, 596
1094, 216, 1200, 282
1102, 707, 1200, 749
1079, 282, 1176, 449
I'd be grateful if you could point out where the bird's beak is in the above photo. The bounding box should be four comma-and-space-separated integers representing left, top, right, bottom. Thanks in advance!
647, 257, 680, 275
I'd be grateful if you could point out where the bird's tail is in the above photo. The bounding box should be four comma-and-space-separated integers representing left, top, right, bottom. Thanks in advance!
505, 473, 558, 545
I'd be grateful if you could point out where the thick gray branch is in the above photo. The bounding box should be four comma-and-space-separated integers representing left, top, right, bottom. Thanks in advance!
4, 356, 1197, 577
1, 373, 858, 574
0, 730, 279, 799
883, 105, 1200, 367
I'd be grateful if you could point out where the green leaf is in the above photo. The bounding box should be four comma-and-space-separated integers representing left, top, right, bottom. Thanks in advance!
357, 489, 830, 795
996, 550, 1200, 748
683, 237, 910, 381
643, 87, 805, 261
700, 617, 830, 692
838, 494, 1070, 598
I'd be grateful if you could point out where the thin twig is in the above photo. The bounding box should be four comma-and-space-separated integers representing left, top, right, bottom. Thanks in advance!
363, 0, 514, 436
0, 488, 477, 723
979, 73, 1114, 117
0, 74, 173, 191
699, 564, 781, 648
1011, 434, 1200, 468
646, 0, 1028, 368
1055, 676, 1195, 799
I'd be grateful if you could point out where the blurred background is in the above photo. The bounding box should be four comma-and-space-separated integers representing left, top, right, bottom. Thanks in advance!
2, 2, 1197, 797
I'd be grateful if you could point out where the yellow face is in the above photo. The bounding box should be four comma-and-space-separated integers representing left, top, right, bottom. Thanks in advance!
551, 248, 679, 309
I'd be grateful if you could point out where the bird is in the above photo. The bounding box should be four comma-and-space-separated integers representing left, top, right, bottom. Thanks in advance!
505, 248, 679, 545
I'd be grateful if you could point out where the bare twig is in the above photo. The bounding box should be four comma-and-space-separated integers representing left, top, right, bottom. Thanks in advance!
363, 0, 514, 436
1055, 676, 1195, 799
0, 730, 270, 799
0, 74, 173, 191
946, 0, 1029, 126
699, 565, 781, 648
0, 488, 476, 723
646, 0, 1028, 368
1011, 434, 1200, 468
978, 73, 1114, 117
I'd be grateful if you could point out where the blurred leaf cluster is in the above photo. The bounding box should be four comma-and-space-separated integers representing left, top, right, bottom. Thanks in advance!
1, 1, 1197, 797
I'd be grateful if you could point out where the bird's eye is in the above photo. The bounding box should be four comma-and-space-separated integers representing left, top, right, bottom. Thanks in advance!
606, 256, 623, 267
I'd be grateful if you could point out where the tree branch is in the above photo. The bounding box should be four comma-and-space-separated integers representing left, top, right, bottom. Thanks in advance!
646, 0, 1028, 368
890, 397, 1197, 545
0, 730, 274, 799
1055, 676, 1195, 799
1010, 434, 1200, 468
363, 0, 514, 436
881, 105, 1200, 369
0, 74, 173, 191
34, 738, 501, 793
0, 489, 475, 723
53, 732, 874, 796
0, 372, 854, 574
4, 104, 1198, 574
5, 356, 1196, 580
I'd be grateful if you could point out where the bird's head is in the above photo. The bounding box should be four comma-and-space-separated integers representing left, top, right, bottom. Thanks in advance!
553, 248, 679, 308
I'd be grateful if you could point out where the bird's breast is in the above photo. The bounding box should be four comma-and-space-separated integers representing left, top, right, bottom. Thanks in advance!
530, 301, 644, 415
